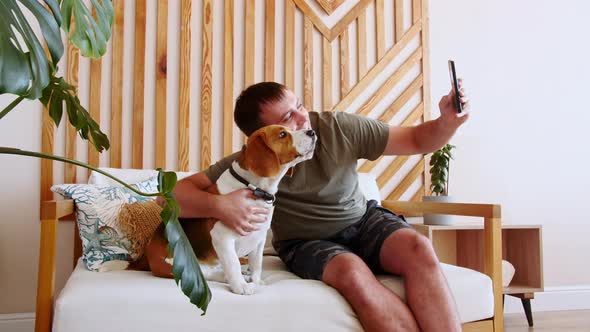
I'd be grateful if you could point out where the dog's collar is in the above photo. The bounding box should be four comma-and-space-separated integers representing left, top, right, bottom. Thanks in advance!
229, 166, 276, 205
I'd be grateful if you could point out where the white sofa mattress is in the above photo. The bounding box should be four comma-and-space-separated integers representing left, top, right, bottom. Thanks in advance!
54, 257, 494, 332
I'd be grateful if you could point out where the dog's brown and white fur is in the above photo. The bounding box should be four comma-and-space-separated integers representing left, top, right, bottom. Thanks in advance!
145, 125, 316, 295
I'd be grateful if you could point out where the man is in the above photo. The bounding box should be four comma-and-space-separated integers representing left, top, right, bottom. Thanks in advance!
173, 81, 470, 331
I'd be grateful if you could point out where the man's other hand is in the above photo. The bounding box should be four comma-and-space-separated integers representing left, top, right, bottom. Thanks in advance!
216, 189, 270, 236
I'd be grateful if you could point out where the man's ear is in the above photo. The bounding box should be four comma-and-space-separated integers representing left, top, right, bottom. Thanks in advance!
243, 134, 281, 177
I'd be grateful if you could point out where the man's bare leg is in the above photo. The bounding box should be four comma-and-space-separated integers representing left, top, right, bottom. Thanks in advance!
323, 253, 420, 332
380, 228, 461, 332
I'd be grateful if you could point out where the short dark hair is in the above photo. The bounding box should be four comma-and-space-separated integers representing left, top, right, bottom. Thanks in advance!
234, 82, 287, 136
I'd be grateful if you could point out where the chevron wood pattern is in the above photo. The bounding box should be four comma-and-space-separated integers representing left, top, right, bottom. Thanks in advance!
42, 0, 430, 219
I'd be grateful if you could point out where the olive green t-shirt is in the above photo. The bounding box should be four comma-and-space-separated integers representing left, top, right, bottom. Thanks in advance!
203, 111, 389, 242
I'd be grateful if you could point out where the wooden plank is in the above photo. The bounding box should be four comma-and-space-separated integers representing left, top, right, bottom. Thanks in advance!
34, 218, 58, 332
326, 0, 372, 40
265, 0, 275, 81
41, 101, 54, 202
178, 0, 191, 172
375, 0, 385, 60
332, 22, 421, 112
386, 159, 424, 201
339, 28, 350, 98
292, 0, 372, 41
155, 0, 168, 169
322, 37, 332, 111
357, 10, 368, 79
356, 48, 422, 116
358, 156, 382, 173
395, 0, 404, 42
284, 0, 295, 90
376, 155, 409, 187
462, 320, 494, 332
291, 0, 330, 39
132, 0, 147, 169
381, 201, 502, 219
110, 0, 124, 168
400, 102, 424, 126
421, 0, 432, 210
201, 0, 213, 170
314, 0, 345, 14
244, 0, 255, 87
484, 217, 504, 331
303, 17, 313, 109
379, 73, 423, 123
88, 58, 102, 168
412, 0, 421, 24
65, 38, 79, 183
410, 185, 424, 202
40, 200, 75, 220
223, 0, 234, 156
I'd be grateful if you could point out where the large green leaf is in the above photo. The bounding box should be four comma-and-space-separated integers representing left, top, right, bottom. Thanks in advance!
0, 0, 63, 99
159, 169, 212, 315
39, 74, 110, 152
60, 0, 114, 58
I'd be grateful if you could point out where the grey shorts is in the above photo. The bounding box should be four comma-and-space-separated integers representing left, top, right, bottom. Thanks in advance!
274, 200, 411, 280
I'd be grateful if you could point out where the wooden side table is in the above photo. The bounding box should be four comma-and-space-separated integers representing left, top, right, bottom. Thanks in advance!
412, 223, 544, 326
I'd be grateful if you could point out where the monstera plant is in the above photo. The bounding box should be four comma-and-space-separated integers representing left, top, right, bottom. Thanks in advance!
0, 0, 211, 314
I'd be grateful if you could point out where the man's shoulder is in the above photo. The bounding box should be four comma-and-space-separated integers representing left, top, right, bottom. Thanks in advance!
311, 111, 363, 129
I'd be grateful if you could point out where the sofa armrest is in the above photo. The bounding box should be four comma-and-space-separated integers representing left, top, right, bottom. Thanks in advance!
36, 199, 74, 332
41, 199, 75, 220
381, 200, 504, 331
380, 200, 501, 218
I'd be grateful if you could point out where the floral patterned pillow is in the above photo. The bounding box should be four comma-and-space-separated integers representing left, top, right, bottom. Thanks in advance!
51, 178, 159, 271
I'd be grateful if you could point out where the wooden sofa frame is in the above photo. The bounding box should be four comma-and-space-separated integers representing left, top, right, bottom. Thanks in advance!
35, 199, 503, 332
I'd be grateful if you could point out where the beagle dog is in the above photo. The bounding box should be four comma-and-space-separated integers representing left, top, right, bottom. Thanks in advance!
145, 125, 316, 295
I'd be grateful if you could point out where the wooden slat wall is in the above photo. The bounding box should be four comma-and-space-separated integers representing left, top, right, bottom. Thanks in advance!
201, 0, 213, 170
65, 36, 78, 183
340, 29, 350, 98
284, 0, 295, 90
223, 0, 234, 156
178, 0, 191, 172
303, 17, 313, 110
110, 0, 124, 169
155, 0, 168, 169
132, 0, 147, 169
265, 0, 275, 82
43, 0, 432, 217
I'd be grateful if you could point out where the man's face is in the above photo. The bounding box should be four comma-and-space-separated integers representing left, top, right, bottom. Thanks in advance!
258, 89, 310, 131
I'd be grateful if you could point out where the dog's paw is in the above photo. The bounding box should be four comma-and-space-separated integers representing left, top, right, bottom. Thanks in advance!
252, 278, 265, 286
243, 274, 252, 282
229, 281, 256, 295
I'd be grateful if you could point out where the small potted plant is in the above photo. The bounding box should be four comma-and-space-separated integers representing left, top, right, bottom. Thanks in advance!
423, 144, 456, 225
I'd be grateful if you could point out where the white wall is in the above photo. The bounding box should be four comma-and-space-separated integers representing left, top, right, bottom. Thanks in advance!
1, 0, 590, 316
429, 0, 590, 312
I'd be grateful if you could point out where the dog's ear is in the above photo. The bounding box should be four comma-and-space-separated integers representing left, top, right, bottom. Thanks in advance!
243, 133, 281, 177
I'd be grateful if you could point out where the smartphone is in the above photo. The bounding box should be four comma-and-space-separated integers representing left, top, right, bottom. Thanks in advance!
448, 60, 462, 113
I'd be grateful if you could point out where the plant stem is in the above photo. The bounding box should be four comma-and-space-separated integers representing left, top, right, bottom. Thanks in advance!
0, 96, 25, 121
0, 147, 158, 197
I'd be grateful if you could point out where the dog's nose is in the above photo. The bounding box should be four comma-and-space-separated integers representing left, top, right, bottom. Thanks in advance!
305, 130, 315, 137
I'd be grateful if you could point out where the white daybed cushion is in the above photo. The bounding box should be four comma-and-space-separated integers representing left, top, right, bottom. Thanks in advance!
53, 257, 493, 332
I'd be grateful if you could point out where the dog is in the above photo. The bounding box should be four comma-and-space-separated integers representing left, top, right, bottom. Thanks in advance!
145, 125, 316, 295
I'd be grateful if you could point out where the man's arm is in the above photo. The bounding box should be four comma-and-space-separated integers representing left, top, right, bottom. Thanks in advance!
159, 172, 269, 236
383, 82, 470, 155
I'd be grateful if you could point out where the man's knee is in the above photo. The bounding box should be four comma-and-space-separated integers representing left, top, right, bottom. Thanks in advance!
409, 232, 439, 267
382, 229, 440, 274
322, 253, 373, 291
